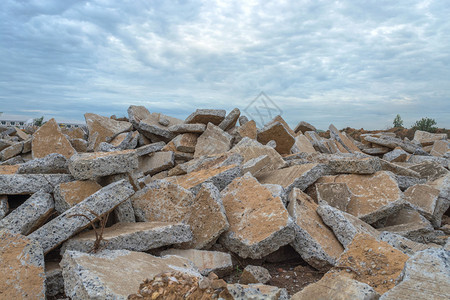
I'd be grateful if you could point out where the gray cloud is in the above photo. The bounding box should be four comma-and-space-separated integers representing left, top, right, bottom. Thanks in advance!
0, 0, 449, 130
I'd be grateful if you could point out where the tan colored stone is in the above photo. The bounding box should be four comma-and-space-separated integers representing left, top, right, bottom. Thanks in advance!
288, 189, 344, 271
0, 165, 19, 174
219, 173, 295, 259
62, 127, 86, 140
316, 182, 352, 211
32, 118, 76, 159
85, 113, 132, 151
237, 120, 257, 140
381, 207, 434, 240
330, 233, 409, 294
13, 127, 30, 141
294, 121, 316, 134
257, 122, 295, 154
137, 151, 174, 176
305, 131, 332, 153
194, 123, 232, 158
54, 180, 102, 213
0, 230, 45, 300
329, 124, 361, 153
161, 140, 194, 161
242, 155, 270, 176
404, 184, 441, 223
325, 140, 340, 154
70, 138, 88, 152
291, 274, 380, 300
413, 130, 447, 145
256, 163, 327, 194
185, 109, 226, 125
292, 134, 316, 153
430, 140, 449, 157
173, 133, 198, 153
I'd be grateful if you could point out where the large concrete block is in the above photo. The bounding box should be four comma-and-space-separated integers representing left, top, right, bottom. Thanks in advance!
257, 121, 295, 155
0, 174, 74, 195
17, 153, 69, 174
31, 118, 76, 159
85, 113, 132, 151
137, 151, 174, 176
329, 157, 381, 175
54, 180, 102, 214
194, 123, 232, 158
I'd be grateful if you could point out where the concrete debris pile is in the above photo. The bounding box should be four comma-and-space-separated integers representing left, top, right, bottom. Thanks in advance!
0, 107, 449, 299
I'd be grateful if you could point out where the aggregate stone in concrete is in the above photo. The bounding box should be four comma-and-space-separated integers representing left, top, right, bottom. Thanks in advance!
317, 204, 380, 247
377, 231, 440, 256
380, 248, 450, 300
85, 113, 133, 151
32, 118, 76, 159
168, 123, 206, 134
185, 109, 226, 125
54, 180, 102, 214
68, 149, 138, 180
17, 153, 69, 174
194, 123, 232, 158
287, 189, 344, 271
219, 173, 295, 259
329, 157, 381, 174
45, 262, 64, 297
0, 191, 53, 235
256, 163, 328, 195
134, 141, 166, 156
316, 182, 352, 212
165, 164, 242, 194
0, 174, 74, 194
291, 274, 380, 300
113, 199, 136, 223
161, 248, 233, 277
239, 265, 272, 284
226, 283, 289, 300
0, 230, 46, 300
230, 137, 285, 173
0, 195, 7, 220
28, 179, 135, 254
218, 108, 240, 131
404, 184, 446, 227
61, 249, 201, 300
61, 222, 192, 254
257, 121, 295, 155
137, 151, 174, 176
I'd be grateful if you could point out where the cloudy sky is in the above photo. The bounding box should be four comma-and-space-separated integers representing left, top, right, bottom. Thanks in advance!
1, 0, 449, 130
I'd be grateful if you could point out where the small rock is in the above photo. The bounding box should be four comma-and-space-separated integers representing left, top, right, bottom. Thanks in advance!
239, 265, 272, 284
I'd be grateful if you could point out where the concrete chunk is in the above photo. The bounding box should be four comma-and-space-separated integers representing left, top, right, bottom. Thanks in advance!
172, 133, 198, 153
0, 195, 7, 220
291, 134, 316, 154
329, 124, 361, 153
226, 283, 289, 300
139, 113, 181, 140
218, 108, 240, 131
288, 189, 344, 271
61, 250, 201, 300
377, 231, 440, 256
168, 123, 206, 134
0, 174, 73, 194
17, 153, 69, 174
329, 157, 381, 175
134, 141, 166, 156
68, 149, 138, 180
85, 113, 132, 151
430, 140, 449, 157
242, 155, 270, 176
0, 142, 23, 161
54, 180, 102, 214
383, 148, 409, 162
0, 230, 46, 300
257, 122, 295, 154
185, 109, 226, 125
127, 105, 151, 129
137, 151, 174, 176
380, 248, 450, 300
316, 182, 352, 212
294, 121, 316, 134
161, 249, 233, 277
194, 123, 232, 158
0, 191, 53, 235
257, 163, 328, 195
219, 173, 295, 259
61, 222, 192, 254
413, 130, 447, 144
28, 179, 135, 254
239, 265, 271, 284
404, 184, 446, 227
32, 118, 76, 159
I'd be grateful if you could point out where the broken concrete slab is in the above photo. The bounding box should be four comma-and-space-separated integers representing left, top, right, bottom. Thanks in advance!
257, 121, 295, 155
219, 173, 295, 259
0, 195, 7, 220
172, 133, 198, 153
291, 273, 380, 300
137, 151, 174, 176
68, 149, 138, 180
305, 131, 331, 154
0, 230, 46, 300
45, 262, 64, 297
331, 233, 410, 295
383, 147, 409, 162
294, 121, 316, 134
113, 199, 136, 223
185, 109, 226, 125
134, 141, 166, 156
165, 164, 241, 194
218, 107, 240, 131
380, 248, 450, 300
408, 155, 449, 168
168, 123, 206, 134
132, 180, 194, 222
98, 131, 139, 152
287, 189, 344, 271
380, 159, 421, 178
0, 191, 53, 235
28, 179, 135, 254
0, 164, 19, 174
237, 119, 257, 140
291, 134, 316, 154
61, 249, 201, 300
17, 153, 68, 174
329, 157, 381, 175
242, 155, 270, 176
239, 265, 271, 284
256, 163, 328, 195
430, 140, 449, 157
181, 183, 229, 249
127, 105, 152, 129
194, 123, 232, 158
377, 231, 440, 256
85, 113, 133, 151
226, 283, 289, 300
139, 113, 182, 141
409, 160, 449, 181
316, 182, 352, 211
0, 174, 73, 194
161, 248, 233, 277
32, 118, 77, 159
317, 204, 380, 247
0, 142, 23, 161
364, 135, 428, 155
54, 180, 102, 214
329, 124, 361, 153
404, 184, 447, 227
61, 222, 192, 254
413, 130, 447, 145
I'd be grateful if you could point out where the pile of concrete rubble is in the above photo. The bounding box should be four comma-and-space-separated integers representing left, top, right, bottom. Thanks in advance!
0, 106, 449, 299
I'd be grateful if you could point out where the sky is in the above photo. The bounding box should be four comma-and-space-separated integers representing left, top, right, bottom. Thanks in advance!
1, 0, 449, 130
